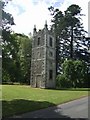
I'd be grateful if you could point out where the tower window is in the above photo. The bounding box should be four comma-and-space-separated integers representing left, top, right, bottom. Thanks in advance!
37, 37, 40, 45
49, 70, 53, 80
49, 37, 53, 47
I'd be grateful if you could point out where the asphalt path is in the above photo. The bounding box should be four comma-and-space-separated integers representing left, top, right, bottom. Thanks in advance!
12, 96, 89, 119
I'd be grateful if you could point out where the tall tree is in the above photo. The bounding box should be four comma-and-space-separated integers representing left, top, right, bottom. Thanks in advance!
2, 1, 32, 84
48, 4, 86, 74
1, 0, 21, 82
64, 4, 86, 59
48, 6, 66, 74
14, 33, 32, 84
1, 0, 14, 30
2, 31, 21, 82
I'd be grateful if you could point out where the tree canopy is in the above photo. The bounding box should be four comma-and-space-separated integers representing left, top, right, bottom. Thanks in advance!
48, 4, 88, 74
49, 4, 89, 88
2, 1, 32, 84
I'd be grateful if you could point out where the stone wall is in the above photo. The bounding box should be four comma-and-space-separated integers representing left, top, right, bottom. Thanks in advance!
45, 33, 56, 88
32, 47, 45, 60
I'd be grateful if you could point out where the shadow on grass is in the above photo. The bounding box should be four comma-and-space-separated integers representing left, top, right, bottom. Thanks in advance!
2, 99, 54, 118
2, 99, 85, 120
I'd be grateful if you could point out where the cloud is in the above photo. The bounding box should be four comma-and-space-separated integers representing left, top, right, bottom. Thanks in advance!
4, 0, 90, 36
4, 0, 53, 35
11, 3, 25, 15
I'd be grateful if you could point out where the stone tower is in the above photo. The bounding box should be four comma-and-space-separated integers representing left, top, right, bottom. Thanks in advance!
30, 22, 56, 88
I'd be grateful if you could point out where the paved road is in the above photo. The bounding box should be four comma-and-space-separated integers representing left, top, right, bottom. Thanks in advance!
12, 97, 89, 119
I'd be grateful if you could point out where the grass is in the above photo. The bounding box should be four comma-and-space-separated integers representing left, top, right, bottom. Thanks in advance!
2, 85, 88, 117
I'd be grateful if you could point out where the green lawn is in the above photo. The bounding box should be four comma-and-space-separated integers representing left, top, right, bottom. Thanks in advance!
2, 85, 88, 117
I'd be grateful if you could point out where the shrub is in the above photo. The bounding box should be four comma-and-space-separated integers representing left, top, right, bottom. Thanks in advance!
56, 60, 88, 88
56, 74, 72, 88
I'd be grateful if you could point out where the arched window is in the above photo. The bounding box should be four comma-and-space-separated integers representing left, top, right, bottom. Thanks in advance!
49, 70, 53, 79
49, 37, 53, 47
37, 37, 40, 45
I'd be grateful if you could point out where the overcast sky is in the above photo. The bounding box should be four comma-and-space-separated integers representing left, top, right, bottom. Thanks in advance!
5, 0, 90, 36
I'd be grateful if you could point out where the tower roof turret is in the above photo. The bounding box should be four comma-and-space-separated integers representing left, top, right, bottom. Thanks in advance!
44, 20, 48, 29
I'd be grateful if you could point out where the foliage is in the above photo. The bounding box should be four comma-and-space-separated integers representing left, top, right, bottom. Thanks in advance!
56, 60, 88, 88
14, 33, 32, 84
2, 32, 22, 82
74, 37, 90, 65
1, 1, 32, 84
1, 0, 15, 30
1, 0, 17, 82
48, 4, 87, 74
74, 60, 87, 87
2, 85, 88, 117
56, 74, 71, 88
2, 32, 32, 84
2, 69, 11, 82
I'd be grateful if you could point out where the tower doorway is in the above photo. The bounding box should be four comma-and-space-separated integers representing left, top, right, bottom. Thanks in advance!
36, 75, 41, 88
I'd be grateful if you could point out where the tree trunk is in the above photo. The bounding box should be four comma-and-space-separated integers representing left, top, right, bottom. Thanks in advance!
70, 26, 73, 59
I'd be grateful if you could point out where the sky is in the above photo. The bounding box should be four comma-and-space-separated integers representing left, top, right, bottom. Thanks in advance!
5, 0, 90, 36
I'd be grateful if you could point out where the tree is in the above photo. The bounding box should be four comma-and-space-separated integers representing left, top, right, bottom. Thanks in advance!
48, 4, 86, 74
2, 31, 32, 83
2, 31, 21, 82
48, 6, 66, 74
1, 0, 15, 30
1, 1, 23, 83
74, 37, 90, 66
56, 60, 88, 88
14, 33, 32, 84
74, 60, 88, 87
64, 4, 86, 59
2, 1, 32, 84
62, 60, 75, 87
1, 0, 16, 82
